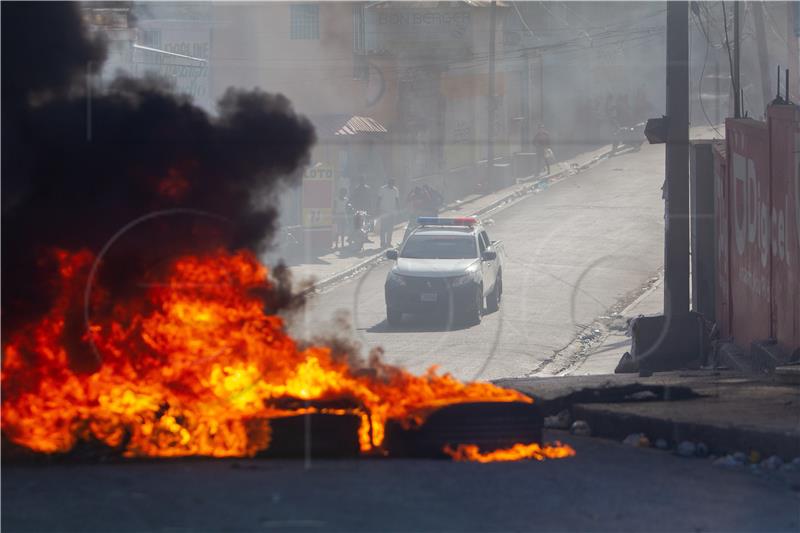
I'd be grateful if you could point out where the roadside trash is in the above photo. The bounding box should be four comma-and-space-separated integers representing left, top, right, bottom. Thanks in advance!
676, 441, 696, 458
695, 442, 709, 458
622, 433, 650, 447
544, 409, 571, 429
761, 455, 784, 470
732, 451, 747, 463
626, 390, 658, 401
748, 450, 762, 464
655, 438, 669, 450
713, 455, 743, 468
570, 420, 591, 437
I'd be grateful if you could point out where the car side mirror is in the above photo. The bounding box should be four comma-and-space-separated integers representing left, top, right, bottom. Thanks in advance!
482, 250, 497, 261
386, 249, 398, 261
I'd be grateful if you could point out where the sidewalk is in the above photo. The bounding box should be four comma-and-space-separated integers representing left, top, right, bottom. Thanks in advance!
570, 273, 665, 375
495, 369, 800, 462
279, 143, 614, 291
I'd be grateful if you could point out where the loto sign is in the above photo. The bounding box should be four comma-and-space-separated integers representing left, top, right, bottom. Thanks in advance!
302, 163, 334, 228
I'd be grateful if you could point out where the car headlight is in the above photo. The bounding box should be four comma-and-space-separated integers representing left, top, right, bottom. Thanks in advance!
386, 271, 407, 286
449, 273, 478, 287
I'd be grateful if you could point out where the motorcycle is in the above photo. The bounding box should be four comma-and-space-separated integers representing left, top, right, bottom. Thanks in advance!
612, 122, 646, 154
347, 208, 371, 252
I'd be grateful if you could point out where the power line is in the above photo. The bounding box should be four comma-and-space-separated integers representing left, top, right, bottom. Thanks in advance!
692, 6, 723, 136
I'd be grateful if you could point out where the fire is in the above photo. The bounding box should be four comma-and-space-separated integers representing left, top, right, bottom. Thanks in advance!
443, 442, 576, 463
2, 249, 532, 458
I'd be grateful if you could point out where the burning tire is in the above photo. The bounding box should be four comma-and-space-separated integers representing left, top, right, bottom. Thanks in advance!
385, 401, 542, 458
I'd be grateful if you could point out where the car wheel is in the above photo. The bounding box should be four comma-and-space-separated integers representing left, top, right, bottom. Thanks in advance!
386, 307, 402, 326
461, 285, 482, 325
486, 275, 501, 313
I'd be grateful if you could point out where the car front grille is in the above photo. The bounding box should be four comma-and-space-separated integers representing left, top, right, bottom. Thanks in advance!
401, 276, 460, 291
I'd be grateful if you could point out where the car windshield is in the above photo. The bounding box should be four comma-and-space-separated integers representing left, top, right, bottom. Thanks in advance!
400, 235, 477, 259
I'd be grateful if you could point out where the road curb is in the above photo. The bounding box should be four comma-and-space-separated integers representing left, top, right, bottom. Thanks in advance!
495, 371, 800, 461
306, 147, 615, 293
572, 403, 800, 460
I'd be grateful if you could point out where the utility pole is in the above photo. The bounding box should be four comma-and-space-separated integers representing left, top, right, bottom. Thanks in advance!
664, 0, 690, 318
788, 2, 800, 102
753, 2, 772, 113
617, 0, 700, 374
538, 54, 544, 126
522, 56, 531, 150
714, 52, 721, 124
733, 0, 741, 118
487, 0, 496, 189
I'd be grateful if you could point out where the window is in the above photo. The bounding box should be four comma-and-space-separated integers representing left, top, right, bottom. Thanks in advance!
478, 234, 487, 254
400, 235, 478, 260
290, 4, 319, 40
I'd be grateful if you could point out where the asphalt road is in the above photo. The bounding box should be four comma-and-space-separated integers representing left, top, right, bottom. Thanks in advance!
292, 144, 666, 381
4, 430, 798, 533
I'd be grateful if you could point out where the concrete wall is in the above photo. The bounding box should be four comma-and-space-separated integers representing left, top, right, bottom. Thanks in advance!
716, 106, 800, 358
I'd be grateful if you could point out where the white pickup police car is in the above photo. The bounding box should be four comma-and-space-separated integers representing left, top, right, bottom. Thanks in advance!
384, 217, 503, 325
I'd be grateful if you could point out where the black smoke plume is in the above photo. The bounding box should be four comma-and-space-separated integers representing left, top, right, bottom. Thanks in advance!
1, 4, 316, 351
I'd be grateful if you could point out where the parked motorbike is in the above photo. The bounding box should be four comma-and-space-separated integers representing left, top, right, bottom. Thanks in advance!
348, 209, 371, 252
612, 122, 646, 154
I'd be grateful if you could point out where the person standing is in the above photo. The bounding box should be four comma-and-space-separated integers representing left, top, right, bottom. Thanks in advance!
332, 187, 350, 249
402, 186, 425, 243
350, 177, 372, 213
533, 124, 552, 175
421, 184, 443, 216
377, 178, 399, 248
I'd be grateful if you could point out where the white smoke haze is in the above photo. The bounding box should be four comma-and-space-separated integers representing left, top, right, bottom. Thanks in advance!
84, 1, 798, 266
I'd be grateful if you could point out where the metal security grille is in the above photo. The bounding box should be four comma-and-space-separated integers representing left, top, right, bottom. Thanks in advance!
139, 29, 163, 64
290, 4, 319, 40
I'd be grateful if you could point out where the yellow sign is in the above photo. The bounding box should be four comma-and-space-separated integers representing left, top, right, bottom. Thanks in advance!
302, 207, 332, 227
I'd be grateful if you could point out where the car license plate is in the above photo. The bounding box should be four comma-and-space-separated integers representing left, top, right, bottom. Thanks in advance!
420, 292, 438, 302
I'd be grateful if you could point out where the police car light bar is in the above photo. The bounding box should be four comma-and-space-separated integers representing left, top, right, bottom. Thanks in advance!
417, 216, 478, 227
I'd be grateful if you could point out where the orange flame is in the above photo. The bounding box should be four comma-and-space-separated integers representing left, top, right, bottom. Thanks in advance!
444, 442, 576, 463
1, 249, 532, 458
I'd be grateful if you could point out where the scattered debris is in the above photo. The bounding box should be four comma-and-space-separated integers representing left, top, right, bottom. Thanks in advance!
625, 390, 658, 401
676, 441, 696, 458
713, 455, 744, 468
695, 442, 709, 458
543, 409, 572, 430
732, 451, 747, 463
570, 420, 591, 437
761, 455, 784, 470
622, 433, 650, 448
748, 450, 762, 464
655, 438, 669, 450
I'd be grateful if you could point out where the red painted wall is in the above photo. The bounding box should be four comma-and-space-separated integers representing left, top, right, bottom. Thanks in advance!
716, 106, 800, 355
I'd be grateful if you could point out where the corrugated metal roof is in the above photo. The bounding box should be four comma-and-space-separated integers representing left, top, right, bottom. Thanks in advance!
334, 116, 388, 136
311, 114, 389, 140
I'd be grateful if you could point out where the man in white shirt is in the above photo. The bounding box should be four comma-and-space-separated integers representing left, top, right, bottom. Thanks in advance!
377, 178, 399, 247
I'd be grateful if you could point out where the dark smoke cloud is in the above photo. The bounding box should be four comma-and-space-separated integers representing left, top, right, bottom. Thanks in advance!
2, 3, 316, 335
